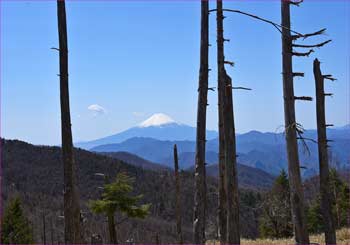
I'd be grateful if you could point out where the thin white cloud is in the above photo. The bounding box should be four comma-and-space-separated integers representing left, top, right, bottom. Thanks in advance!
88, 104, 107, 116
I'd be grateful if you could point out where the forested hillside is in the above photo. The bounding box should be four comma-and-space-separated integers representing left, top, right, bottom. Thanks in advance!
2, 139, 263, 243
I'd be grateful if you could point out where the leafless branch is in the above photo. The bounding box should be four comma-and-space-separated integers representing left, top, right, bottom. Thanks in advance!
209, 8, 304, 36
232, 87, 252, 91
292, 40, 331, 48
323, 75, 337, 81
297, 137, 318, 144
292, 49, 314, 57
289, 0, 303, 6
293, 72, 304, 77
294, 96, 313, 101
51, 47, 60, 51
324, 93, 333, 97
208, 87, 216, 91
224, 61, 234, 67
292, 28, 326, 40
325, 124, 334, 127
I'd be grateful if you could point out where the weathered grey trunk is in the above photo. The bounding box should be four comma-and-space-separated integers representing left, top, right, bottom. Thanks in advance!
107, 213, 117, 244
281, 1, 309, 244
57, 1, 81, 243
216, 1, 240, 244
174, 144, 183, 244
193, 0, 209, 244
313, 58, 337, 245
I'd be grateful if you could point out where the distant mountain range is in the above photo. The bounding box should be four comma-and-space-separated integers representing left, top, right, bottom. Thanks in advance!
76, 113, 218, 149
76, 114, 350, 177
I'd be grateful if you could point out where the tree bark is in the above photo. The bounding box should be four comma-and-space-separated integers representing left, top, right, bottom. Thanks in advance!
313, 58, 337, 245
217, 1, 240, 244
174, 144, 183, 244
218, 114, 227, 245
107, 213, 117, 244
280, 1, 309, 244
57, 1, 81, 243
193, 0, 209, 244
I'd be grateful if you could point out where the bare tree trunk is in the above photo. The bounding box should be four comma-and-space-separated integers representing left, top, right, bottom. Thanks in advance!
313, 58, 337, 245
42, 213, 46, 244
217, 8, 227, 243
57, 1, 81, 243
281, 1, 309, 244
194, 0, 209, 244
217, 1, 240, 244
50, 217, 54, 244
218, 118, 227, 245
107, 213, 117, 244
174, 144, 183, 244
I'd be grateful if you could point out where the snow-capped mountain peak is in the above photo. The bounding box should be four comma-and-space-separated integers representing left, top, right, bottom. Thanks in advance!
139, 113, 176, 128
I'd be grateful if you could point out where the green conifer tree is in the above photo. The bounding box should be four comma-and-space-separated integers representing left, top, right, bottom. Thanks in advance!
307, 168, 350, 232
89, 173, 150, 243
1, 197, 34, 244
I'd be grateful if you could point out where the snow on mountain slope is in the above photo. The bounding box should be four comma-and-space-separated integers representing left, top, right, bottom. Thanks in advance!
139, 113, 176, 127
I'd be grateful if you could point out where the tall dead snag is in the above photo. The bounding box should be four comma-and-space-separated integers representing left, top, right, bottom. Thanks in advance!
313, 58, 337, 244
281, 1, 332, 243
281, 1, 309, 243
57, 0, 81, 243
193, 0, 209, 243
217, 1, 240, 244
174, 145, 183, 244
218, 112, 227, 245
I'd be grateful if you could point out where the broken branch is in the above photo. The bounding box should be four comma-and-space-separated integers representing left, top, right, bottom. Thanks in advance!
294, 96, 313, 101
224, 61, 234, 67
293, 72, 304, 77
292, 49, 314, 57
323, 75, 337, 81
289, 0, 303, 6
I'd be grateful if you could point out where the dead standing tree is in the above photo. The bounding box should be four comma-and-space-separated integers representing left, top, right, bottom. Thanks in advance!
313, 58, 337, 244
216, 1, 240, 244
57, 0, 82, 243
193, 0, 209, 244
281, 1, 331, 243
174, 145, 183, 244
210, 1, 330, 243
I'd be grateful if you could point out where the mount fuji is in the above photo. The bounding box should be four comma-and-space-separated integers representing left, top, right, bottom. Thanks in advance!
75, 113, 218, 150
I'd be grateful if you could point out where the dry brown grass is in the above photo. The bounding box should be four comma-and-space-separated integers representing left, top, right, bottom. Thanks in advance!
207, 228, 350, 244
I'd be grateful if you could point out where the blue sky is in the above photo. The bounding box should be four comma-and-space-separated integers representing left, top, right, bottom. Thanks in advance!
1, 0, 349, 145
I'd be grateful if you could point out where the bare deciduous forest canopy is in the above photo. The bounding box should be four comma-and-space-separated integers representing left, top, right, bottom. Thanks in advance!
1, 0, 349, 244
